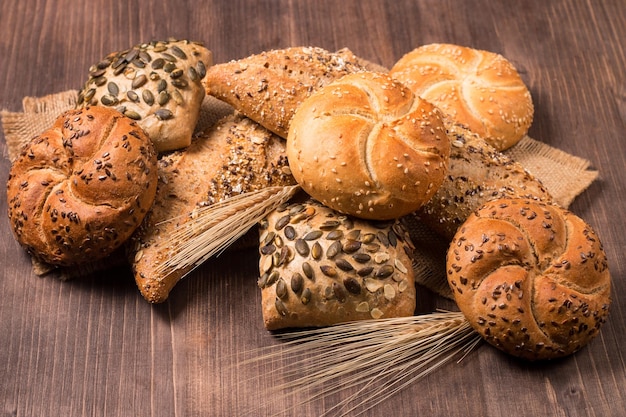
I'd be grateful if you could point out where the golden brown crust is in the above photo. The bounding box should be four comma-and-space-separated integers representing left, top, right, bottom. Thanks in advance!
411, 121, 552, 240
258, 199, 416, 330
127, 113, 296, 303
77, 39, 212, 153
203, 46, 367, 138
390, 43, 534, 151
287, 71, 450, 220
7, 106, 158, 266
446, 198, 611, 360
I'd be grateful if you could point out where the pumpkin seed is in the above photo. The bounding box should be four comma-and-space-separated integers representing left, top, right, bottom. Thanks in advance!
335, 258, 354, 271
375, 265, 395, 279
142, 90, 154, 105
343, 277, 361, 294
302, 262, 314, 280
155, 108, 174, 120
304, 230, 323, 241
342, 240, 361, 254
284, 225, 296, 240
275, 298, 288, 316
300, 288, 311, 305
320, 265, 337, 277
295, 239, 309, 257
132, 74, 148, 89
332, 282, 347, 302
290, 273, 304, 294
311, 242, 323, 260
326, 240, 342, 258
276, 278, 288, 299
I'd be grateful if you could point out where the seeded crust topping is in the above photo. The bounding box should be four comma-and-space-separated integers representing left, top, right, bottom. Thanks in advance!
412, 120, 553, 240
446, 198, 611, 360
258, 199, 417, 330
203, 46, 367, 138
77, 39, 212, 152
127, 113, 296, 303
7, 106, 158, 266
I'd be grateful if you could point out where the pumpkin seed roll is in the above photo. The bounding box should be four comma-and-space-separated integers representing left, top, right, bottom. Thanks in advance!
258, 199, 417, 330
77, 39, 211, 153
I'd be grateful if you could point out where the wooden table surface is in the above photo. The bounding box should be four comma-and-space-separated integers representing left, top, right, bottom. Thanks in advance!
1, 1, 625, 416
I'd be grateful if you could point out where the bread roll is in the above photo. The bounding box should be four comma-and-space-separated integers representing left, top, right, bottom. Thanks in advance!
446, 198, 611, 360
77, 39, 211, 153
203, 46, 367, 138
390, 43, 534, 151
287, 71, 450, 220
259, 199, 416, 330
127, 113, 296, 303
411, 121, 552, 240
7, 106, 158, 266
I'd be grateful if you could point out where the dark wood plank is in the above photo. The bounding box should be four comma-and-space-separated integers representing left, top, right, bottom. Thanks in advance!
1, 1, 625, 416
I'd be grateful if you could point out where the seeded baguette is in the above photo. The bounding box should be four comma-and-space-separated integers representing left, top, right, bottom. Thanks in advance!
7, 106, 158, 266
203, 46, 367, 138
447, 198, 611, 360
258, 199, 417, 330
77, 39, 211, 153
410, 121, 553, 240
127, 113, 296, 303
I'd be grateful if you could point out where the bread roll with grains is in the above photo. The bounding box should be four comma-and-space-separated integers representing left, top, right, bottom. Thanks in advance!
446, 198, 611, 360
259, 199, 416, 330
127, 113, 296, 303
77, 39, 211, 153
390, 43, 534, 151
7, 106, 158, 266
410, 121, 553, 240
203, 46, 367, 138
287, 71, 451, 220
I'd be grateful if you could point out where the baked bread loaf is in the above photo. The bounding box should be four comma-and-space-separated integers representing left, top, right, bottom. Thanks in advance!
203, 46, 367, 138
77, 39, 211, 153
7, 106, 158, 266
127, 113, 296, 303
258, 199, 416, 330
446, 198, 611, 360
411, 121, 552, 240
390, 43, 534, 151
287, 71, 451, 220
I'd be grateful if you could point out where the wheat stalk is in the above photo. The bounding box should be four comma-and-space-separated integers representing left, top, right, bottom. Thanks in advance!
154, 185, 301, 277
242, 311, 482, 417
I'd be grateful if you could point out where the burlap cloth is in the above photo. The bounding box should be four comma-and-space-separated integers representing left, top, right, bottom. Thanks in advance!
1, 90, 598, 299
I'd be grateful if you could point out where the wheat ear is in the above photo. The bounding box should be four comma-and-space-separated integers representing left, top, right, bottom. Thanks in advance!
243, 311, 481, 417
154, 185, 301, 277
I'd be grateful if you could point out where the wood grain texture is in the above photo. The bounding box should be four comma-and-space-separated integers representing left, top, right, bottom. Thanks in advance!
1, 1, 625, 416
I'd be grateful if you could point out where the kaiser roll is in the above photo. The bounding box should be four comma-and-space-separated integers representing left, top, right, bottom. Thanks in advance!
446, 198, 611, 360
390, 43, 534, 151
7, 106, 158, 266
286, 71, 451, 220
